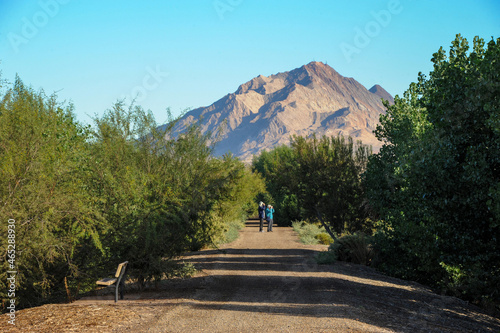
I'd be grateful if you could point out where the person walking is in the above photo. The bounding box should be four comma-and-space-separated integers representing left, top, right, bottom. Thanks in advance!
258, 202, 266, 232
265, 204, 275, 232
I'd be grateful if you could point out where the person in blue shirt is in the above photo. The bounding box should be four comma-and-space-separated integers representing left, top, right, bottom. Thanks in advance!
265, 205, 275, 232
258, 201, 266, 232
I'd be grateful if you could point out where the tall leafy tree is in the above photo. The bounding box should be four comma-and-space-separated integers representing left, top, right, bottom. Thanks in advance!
253, 134, 371, 236
0, 77, 103, 306
291, 135, 371, 237
252, 145, 301, 225
365, 35, 500, 306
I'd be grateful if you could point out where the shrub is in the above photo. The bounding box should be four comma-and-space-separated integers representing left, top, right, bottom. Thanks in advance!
315, 233, 334, 245
223, 219, 245, 244
330, 233, 374, 265
292, 221, 331, 245
163, 261, 197, 280
315, 250, 337, 265
0, 75, 265, 308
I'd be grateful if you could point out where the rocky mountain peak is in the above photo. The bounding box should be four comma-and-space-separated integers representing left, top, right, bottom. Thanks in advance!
369, 84, 395, 104
302, 61, 339, 77
168, 63, 392, 162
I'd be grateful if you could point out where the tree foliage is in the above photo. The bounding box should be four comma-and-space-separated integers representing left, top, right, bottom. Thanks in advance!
252, 134, 372, 237
0, 76, 263, 308
365, 35, 500, 308
0, 77, 102, 306
85, 102, 264, 287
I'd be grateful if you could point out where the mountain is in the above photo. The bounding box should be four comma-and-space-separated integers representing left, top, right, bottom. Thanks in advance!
168, 61, 391, 162
369, 84, 395, 105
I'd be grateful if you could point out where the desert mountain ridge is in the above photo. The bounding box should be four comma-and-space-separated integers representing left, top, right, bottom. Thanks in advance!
166, 61, 391, 162
369, 84, 395, 105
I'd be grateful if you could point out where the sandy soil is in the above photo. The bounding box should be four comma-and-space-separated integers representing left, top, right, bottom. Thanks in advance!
2, 219, 500, 332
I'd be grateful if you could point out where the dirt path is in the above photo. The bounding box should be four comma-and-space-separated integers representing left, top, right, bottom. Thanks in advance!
3, 220, 500, 332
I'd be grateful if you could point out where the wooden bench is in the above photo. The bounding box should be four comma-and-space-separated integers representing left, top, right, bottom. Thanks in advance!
96, 261, 128, 302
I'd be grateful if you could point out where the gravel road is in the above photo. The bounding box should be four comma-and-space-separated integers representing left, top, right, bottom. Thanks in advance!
3, 219, 500, 332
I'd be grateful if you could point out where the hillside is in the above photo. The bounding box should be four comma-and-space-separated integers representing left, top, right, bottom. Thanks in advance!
168, 61, 391, 162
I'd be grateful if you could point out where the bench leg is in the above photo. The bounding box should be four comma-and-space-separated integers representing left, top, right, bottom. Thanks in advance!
119, 282, 124, 300
114, 281, 125, 302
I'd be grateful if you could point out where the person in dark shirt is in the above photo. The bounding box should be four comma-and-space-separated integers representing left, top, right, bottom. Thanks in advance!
258, 201, 266, 232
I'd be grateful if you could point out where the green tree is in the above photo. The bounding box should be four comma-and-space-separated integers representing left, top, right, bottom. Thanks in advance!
0, 77, 103, 307
253, 134, 372, 235
87, 101, 263, 287
291, 135, 371, 237
0, 76, 265, 307
252, 145, 301, 225
366, 35, 500, 307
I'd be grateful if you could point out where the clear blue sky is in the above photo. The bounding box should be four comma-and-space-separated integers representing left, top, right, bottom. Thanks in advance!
1, 0, 499, 125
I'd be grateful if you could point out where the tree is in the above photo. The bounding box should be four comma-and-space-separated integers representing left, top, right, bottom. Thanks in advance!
365, 35, 500, 307
0, 76, 265, 307
0, 77, 103, 306
291, 135, 371, 237
253, 134, 372, 236
252, 145, 301, 225
87, 101, 264, 287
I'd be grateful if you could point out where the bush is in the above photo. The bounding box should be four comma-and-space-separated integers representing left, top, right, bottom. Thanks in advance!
315, 250, 337, 265
292, 221, 333, 245
315, 233, 334, 245
222, 219, 245, 244
162, 261, 197, 280
330, 233, 374, 266
0, 75, 265, 309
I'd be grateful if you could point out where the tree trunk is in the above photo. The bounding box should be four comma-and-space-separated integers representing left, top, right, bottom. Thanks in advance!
315, 207, 337, 241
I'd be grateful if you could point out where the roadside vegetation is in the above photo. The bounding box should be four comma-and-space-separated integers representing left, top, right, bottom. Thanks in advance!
365, 35, 500, 313
252, 134, 372, 238
292, 221, 334, 245
254, 35, 500, 314
0, 77, 265, 309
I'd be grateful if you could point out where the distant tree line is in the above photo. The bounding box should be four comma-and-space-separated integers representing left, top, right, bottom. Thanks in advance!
253, 35, 499, 312
0, 76, 264, 308
252, 135, 372, 237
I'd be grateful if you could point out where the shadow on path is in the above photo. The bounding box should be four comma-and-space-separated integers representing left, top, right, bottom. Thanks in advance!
139, 220, 500, 332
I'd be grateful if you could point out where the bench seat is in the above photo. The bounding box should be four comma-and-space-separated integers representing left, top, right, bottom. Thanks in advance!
96, 261, 128, 302
96, 277, 118, 286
